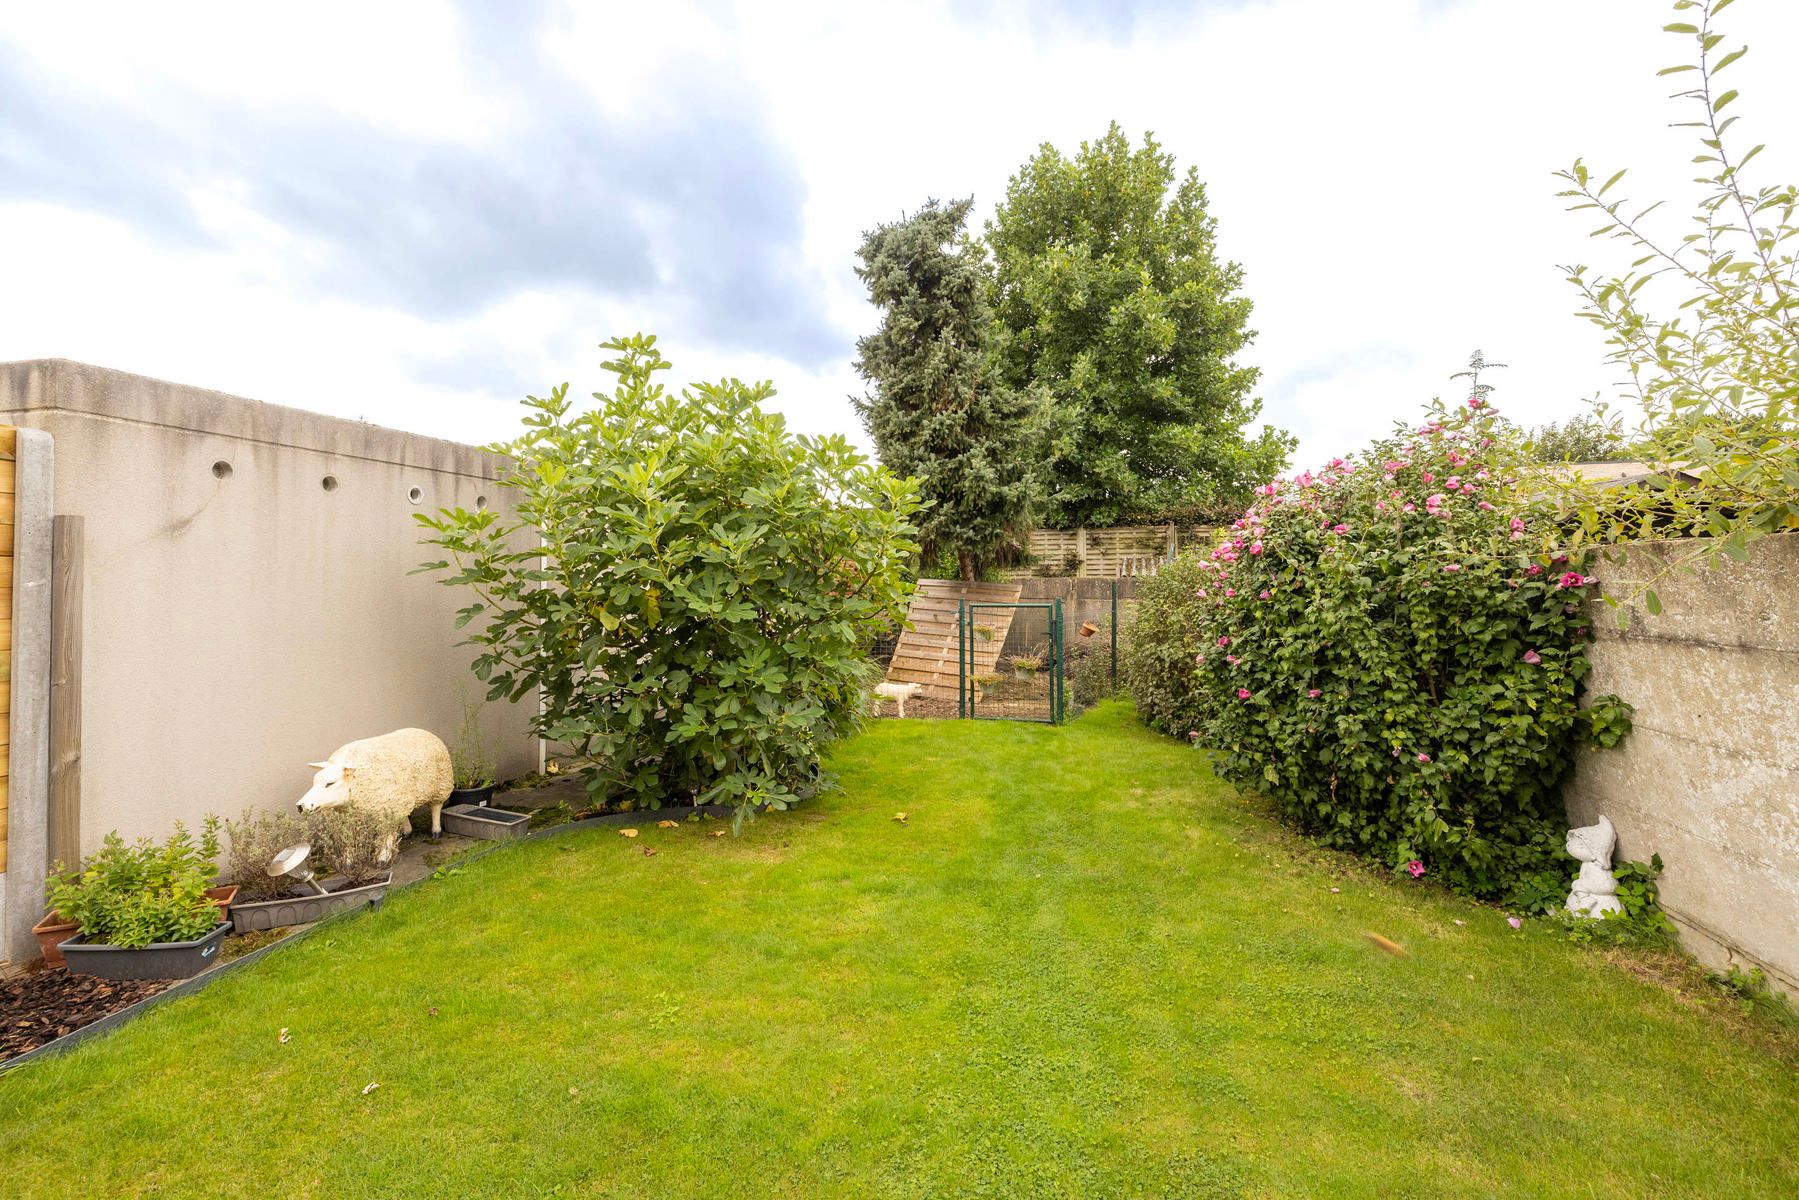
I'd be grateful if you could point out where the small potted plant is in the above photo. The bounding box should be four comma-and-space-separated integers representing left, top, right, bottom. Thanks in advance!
224, 807, 394, 933
49, 818, 231, 980
448, 689, 497, 807
972, 672, 1004, 701
1010, 645, 1047, 681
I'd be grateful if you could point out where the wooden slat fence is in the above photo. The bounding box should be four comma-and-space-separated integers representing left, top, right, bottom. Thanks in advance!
1019, 524, 1217, 578
885, 579, 1023, 701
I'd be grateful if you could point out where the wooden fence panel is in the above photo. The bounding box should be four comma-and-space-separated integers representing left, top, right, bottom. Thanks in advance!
1019, 524, 1217, 578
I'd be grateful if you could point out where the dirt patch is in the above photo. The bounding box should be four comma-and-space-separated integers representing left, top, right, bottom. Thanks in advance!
1, 969, 173, 1063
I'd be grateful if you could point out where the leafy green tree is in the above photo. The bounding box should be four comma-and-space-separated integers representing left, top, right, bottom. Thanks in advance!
417, 334, 922, 823
1527, 414, 1627, 463
987, 123, 1293, 527
853, 198, 1036, 580
1552, 0, 1799, 612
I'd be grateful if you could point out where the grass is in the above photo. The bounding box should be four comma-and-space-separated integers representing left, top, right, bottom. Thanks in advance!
2, 702, 1794, 1197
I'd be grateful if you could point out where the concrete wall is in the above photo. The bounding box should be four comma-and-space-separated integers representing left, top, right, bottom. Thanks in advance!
999, 577, 1141, 659
0, 360, 537, 914
0, 431, 54, 965
1566, 533, 1799, 995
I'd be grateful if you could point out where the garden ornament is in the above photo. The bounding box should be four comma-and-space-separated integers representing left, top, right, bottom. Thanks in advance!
873, 681, 922, 719
1565, 815, 1624, 919
266, 843, 330, 896
296, 727, 454, 863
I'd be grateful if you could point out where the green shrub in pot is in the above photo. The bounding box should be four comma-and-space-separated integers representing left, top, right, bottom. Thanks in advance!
46, 818, 223, 949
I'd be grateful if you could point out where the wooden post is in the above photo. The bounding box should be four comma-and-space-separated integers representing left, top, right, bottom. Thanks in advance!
48, 515, 81, 871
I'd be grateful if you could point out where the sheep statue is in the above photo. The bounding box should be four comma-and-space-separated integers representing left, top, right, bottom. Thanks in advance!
872, 680, 922, 720
296, 728, 454, 864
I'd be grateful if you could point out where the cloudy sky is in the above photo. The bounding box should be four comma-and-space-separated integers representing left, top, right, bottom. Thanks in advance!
2, 0, 1795, 470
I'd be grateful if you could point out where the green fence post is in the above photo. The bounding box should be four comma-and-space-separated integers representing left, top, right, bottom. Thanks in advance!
1110, 579, 1118, 681
1053, 598, 1065, 723
957, 599, 967, 719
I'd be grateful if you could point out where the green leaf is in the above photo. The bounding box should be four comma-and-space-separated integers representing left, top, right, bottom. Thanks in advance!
1644, 588, 1662, 617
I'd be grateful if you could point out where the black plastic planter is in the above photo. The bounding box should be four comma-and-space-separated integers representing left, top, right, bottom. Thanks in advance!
59, 922, 231, 981
448, 784, 496, 807
229, 875, 392, 934
441, 803, 529, 841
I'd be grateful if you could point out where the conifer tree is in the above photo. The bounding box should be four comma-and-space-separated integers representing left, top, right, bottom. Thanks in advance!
853, 198, 1036, 580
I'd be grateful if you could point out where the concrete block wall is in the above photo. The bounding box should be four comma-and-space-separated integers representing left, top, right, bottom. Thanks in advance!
0, 360, 537, 960
1566, 533, 1799, 994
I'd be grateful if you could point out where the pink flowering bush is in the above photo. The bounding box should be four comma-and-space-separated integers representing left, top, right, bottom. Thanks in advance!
1151, 398, 1631, 899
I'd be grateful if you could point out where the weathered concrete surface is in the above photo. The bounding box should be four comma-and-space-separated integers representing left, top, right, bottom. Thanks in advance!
1567, 534, 1799, 994
0, 431, 54, 963
0, 360, 538, 906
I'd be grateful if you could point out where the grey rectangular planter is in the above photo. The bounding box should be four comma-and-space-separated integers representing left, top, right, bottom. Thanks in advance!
229, 874, 392, 934
60, 922, 231, 981
441, 804, 529, 841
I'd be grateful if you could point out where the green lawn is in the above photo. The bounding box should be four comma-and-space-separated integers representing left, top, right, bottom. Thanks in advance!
3, 703, 1794, 1198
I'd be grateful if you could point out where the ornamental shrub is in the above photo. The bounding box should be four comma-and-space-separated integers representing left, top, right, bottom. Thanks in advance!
1119, 551, 1214, 739
1184, 398, 1629, 899
418, 334, 922, 822
46, 818, 223, 949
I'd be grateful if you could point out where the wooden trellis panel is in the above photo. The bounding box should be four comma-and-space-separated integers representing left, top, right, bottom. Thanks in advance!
885, 579, 1023, 701
1019, 524, 1218, 578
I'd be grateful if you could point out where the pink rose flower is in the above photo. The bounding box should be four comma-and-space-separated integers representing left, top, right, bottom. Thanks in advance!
1406, 860, 1426, 878
1236, 688, 1252, 700
1258, 589, 1271, 600
1526, 564, 1542, 576
1441, 563, 1462, 573
1249, 541, 1264, 555
1558, 571, 1588, 589
1332, 523, 1349, 535
1420, 472, 1436, 484
1507, 916, 1523, 930
1416, 752, 1431, 763
1522, 649, 1542, 665
1306, 688, 1322, 698
1217, 636, 1230, 647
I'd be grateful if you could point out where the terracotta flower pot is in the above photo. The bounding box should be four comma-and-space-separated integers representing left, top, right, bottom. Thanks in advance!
204, 884, 240, 920
1079, 621, 1100, 638
33, 910, 80, 968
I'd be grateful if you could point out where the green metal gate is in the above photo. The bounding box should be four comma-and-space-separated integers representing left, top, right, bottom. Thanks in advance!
956, 599, 1066, 723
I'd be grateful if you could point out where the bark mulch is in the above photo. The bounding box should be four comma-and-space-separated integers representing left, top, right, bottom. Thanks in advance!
1, 969, 173, 1063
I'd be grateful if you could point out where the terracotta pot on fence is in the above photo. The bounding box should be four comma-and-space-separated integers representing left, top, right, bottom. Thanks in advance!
1078, 621, 1100, 638
32, 910, 79, 968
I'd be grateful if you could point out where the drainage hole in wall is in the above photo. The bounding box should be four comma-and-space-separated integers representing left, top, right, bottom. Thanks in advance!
476, 495, 488, 510
212, 461, 233, 479
408, 486, 423, 504
321, 475, 339, 492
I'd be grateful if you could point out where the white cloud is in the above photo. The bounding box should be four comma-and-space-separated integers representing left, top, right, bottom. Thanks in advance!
2, 0, 1795, 472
